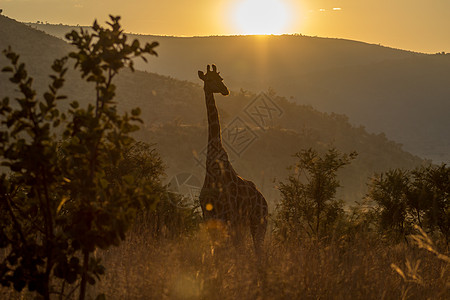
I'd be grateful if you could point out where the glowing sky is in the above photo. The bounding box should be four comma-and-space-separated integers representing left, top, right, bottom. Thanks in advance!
1, 0, 449, 53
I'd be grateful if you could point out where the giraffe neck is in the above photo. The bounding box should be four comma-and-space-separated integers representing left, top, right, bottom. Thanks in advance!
205, 90, 227, 164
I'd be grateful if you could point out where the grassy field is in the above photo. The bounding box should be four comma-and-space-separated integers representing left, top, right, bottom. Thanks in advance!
1, 222, 448, 300
88, 224, 448, 299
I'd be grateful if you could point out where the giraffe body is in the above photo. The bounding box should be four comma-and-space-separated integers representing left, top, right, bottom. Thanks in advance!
198, 65, 268, 254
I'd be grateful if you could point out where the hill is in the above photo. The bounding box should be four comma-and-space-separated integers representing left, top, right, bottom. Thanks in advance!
24, 22, 421, 82
26, 22, 450, 164
0, 15, 424, 206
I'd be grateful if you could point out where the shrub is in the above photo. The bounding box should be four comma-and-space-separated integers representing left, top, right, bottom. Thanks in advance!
274, 148, 357, 241
367, 164, 449, 243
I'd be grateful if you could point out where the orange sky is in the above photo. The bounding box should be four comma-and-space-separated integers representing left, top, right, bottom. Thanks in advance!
1, 0, 449, 53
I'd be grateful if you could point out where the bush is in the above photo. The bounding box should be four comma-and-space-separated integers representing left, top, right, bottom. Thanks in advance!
274, 148, 357, 241
367, 164, 449, 243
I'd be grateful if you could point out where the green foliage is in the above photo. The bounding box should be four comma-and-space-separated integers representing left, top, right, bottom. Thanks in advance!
105, 141, 164, 198
0, 15, 158, 300
367, 169, 411, 237
274, 148, 357, 240
102, 140, 201, 239
367, 164, 449, 242
138, 193, 201, 239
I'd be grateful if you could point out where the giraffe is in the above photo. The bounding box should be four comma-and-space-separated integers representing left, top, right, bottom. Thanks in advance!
198, 64, 268, 255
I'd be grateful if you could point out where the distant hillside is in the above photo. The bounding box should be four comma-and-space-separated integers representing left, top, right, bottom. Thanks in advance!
24, 22, 421, 82
0, 15, 424, 206
26, 22, 450, 164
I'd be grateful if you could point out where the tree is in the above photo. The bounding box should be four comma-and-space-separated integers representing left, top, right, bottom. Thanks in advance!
0, 15, 158, 299
415, 164, 449, 242
367, 169, 411, 238
367, 164, 449, 243
275, 148, 357, 240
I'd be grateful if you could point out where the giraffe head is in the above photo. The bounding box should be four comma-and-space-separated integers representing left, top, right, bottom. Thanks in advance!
198, 64, 229, 96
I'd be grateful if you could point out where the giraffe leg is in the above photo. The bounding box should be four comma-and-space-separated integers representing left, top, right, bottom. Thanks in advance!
250, 219, 266, 257
250, 197, 268, 257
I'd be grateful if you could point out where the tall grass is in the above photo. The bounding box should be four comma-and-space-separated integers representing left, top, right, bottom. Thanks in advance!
2, 222, 448, 299
87, 225, 448, 299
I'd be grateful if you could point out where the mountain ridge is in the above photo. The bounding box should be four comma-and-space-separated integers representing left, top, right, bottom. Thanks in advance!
0, 15, 425, 205
24, 22, 424, 54
23, 20, 450, 163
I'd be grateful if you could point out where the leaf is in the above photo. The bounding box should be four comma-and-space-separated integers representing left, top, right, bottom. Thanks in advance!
131, 107, 141, 116
53, 78, 64, 89
57, 197, 69, 213
1, 66, 13, 73
44, 92, 54, 104
99, 178, 109, 189
70, 101, 79, 109
39, 102, 47, 114
391, 263, 406, 281
87, 275, 96, 285
131, 39, 140, 50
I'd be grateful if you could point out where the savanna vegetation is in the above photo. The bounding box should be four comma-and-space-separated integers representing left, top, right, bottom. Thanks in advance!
0, 15, 448, 300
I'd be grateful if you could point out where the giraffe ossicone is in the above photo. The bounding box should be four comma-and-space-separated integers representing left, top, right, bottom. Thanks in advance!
198, 64, 268, 255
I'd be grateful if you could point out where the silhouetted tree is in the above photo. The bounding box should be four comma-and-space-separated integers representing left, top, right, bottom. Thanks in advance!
367, 164, 449, 243
275, 148, 357, 240
367, 169, 411, 238
0, 15, 158, 300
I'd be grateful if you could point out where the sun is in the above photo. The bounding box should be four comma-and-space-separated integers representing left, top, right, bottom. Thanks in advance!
233, 0, 291, 35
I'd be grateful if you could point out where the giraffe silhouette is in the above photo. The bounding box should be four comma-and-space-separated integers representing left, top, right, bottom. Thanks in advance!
198, 64, 268, 255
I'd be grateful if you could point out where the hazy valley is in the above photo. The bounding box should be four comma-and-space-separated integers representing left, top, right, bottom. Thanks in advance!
27, 22, 450, 164
0, 16, 425, 206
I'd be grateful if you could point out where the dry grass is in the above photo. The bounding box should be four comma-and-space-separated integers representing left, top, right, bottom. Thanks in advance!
86, 225, 448, 300
1, 224, 448, 299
